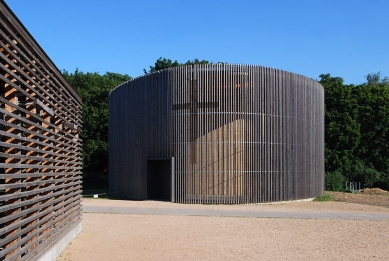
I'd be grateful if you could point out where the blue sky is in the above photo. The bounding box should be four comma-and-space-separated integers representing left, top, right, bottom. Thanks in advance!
4, 0, 388, 85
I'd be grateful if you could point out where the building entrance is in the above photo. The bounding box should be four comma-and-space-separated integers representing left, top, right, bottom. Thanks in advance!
147, 158, 175, 201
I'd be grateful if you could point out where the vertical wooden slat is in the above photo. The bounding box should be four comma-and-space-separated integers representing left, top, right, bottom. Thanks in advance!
109, 64, 325, 204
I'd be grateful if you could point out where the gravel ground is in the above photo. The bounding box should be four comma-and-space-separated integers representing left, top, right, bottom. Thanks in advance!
57, 199, 389, 261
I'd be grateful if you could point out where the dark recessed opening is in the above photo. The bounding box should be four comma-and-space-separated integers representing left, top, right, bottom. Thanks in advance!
147, 158, 174, 201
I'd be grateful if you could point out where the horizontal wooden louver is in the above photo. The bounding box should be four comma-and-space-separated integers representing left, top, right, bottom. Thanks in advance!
0, 1, 83, 260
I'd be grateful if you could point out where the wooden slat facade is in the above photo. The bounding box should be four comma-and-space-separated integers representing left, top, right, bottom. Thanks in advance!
0, 1, 82, 260
109, 65, 324, 204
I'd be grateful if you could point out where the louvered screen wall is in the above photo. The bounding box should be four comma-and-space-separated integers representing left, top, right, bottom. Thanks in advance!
109, 64, 324, 204
0, 2, 83, 260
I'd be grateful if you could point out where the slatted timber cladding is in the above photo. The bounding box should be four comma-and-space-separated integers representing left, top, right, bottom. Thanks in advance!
0, 2, 82, 260
109, 64, 324, 204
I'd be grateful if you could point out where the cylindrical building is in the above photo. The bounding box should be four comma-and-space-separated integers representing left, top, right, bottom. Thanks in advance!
109, 64, 324, 204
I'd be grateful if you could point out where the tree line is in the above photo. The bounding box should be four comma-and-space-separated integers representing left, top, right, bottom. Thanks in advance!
63, 58, 389, 191
320, 72, 389, 190
62, 69, 131, 188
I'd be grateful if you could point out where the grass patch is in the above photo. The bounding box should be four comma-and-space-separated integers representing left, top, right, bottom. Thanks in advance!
313, 193, 336, 202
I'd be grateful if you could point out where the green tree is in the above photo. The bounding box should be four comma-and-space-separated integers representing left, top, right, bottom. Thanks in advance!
144, 57, 209, 74
321, 72, 389, 190
353, 73, 389, 189
319, 74, 360, 177
63, 69, 131, 188
348, 162, 381, 188
365, 72, 389, 87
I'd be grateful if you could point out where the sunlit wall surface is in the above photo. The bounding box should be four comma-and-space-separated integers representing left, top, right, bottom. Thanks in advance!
109, 64, 324, 204
0, 2, 83, 260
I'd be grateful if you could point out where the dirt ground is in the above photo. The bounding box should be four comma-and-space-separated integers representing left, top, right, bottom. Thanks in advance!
327, 189, 389, 208
56, 193, 389, 261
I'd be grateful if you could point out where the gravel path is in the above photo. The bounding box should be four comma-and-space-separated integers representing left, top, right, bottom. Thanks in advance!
57, 199, 389, 261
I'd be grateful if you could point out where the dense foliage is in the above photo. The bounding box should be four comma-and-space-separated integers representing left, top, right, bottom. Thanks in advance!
321, 72, 389, 190
63, 58, 389, 191
144, 57, 209, 74
63, 69, 131, 188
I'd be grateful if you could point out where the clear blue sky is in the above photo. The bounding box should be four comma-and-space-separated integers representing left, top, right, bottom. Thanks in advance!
4, 0, 389, 85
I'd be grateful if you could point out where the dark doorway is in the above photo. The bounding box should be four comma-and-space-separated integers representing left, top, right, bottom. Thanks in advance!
147, 158, 174, 201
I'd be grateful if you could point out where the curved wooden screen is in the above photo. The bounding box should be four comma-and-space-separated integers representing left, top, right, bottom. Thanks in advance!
109, 64, 324, 204
0, 2, 83, 260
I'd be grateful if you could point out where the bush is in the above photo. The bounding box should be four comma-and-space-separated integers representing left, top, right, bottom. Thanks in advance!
325, 171, 345, 191
348, 162, 381, 188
